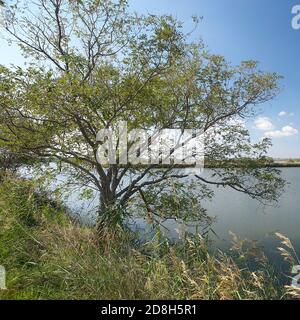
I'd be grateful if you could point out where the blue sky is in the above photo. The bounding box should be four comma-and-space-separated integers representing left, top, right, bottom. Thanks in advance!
1, 0, 300, 158
129, 0, 300, 158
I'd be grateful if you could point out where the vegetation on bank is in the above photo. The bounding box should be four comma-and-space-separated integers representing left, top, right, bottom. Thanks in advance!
0, 174, 299, 300
272, 159, 300, 167
205, 157, 300, 168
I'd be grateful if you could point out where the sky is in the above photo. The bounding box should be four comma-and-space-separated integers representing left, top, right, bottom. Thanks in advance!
1, 0, 300, 158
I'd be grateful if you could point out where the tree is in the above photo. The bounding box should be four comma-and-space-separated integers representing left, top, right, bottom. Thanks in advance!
0, 0, 285, 231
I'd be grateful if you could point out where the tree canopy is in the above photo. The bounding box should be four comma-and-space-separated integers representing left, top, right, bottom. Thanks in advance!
0, 0, 285, 229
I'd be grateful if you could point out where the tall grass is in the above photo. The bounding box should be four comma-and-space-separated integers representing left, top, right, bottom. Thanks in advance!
0, 174, 298, 300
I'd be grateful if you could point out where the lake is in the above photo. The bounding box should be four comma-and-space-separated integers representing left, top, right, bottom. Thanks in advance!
202, 168, 300, 266
48, 167, 300, 267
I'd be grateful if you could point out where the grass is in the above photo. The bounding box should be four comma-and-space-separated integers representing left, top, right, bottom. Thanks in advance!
0, 174, 299, 300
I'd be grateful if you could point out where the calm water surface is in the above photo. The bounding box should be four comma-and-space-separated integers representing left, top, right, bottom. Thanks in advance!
54, 167, 300, 266
203, 168, 300, 261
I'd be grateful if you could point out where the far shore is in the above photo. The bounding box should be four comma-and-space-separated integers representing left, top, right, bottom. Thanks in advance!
98, 160, 300, 169
270, 160, 300, 168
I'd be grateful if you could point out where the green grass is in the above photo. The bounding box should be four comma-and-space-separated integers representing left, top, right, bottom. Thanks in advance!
0, 174, 298, 300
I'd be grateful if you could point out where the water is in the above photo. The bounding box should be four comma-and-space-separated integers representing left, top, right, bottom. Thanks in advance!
140, 168, 300, 268
203, 168, 300, 265
34, 167, 300, 266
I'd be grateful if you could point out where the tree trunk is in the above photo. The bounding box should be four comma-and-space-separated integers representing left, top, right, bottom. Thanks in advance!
95, 190, 122, 235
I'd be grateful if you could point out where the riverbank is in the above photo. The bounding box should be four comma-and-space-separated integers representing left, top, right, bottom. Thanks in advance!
271, 160, 300, 167
98, 159, 300, 169
0, 175, 299, 300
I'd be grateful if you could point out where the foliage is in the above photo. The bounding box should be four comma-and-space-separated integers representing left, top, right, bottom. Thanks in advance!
0, 175, 296, 300
0, 0, 286, 226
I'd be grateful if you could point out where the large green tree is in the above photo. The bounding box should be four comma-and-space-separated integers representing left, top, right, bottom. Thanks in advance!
0, 0, 285, 230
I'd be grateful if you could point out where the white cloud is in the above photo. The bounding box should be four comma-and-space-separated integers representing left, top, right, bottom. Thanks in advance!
278, 111, 287, 117
264, 125, 298, 138
278, 111, 294, 117
254, 117, 274, 131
